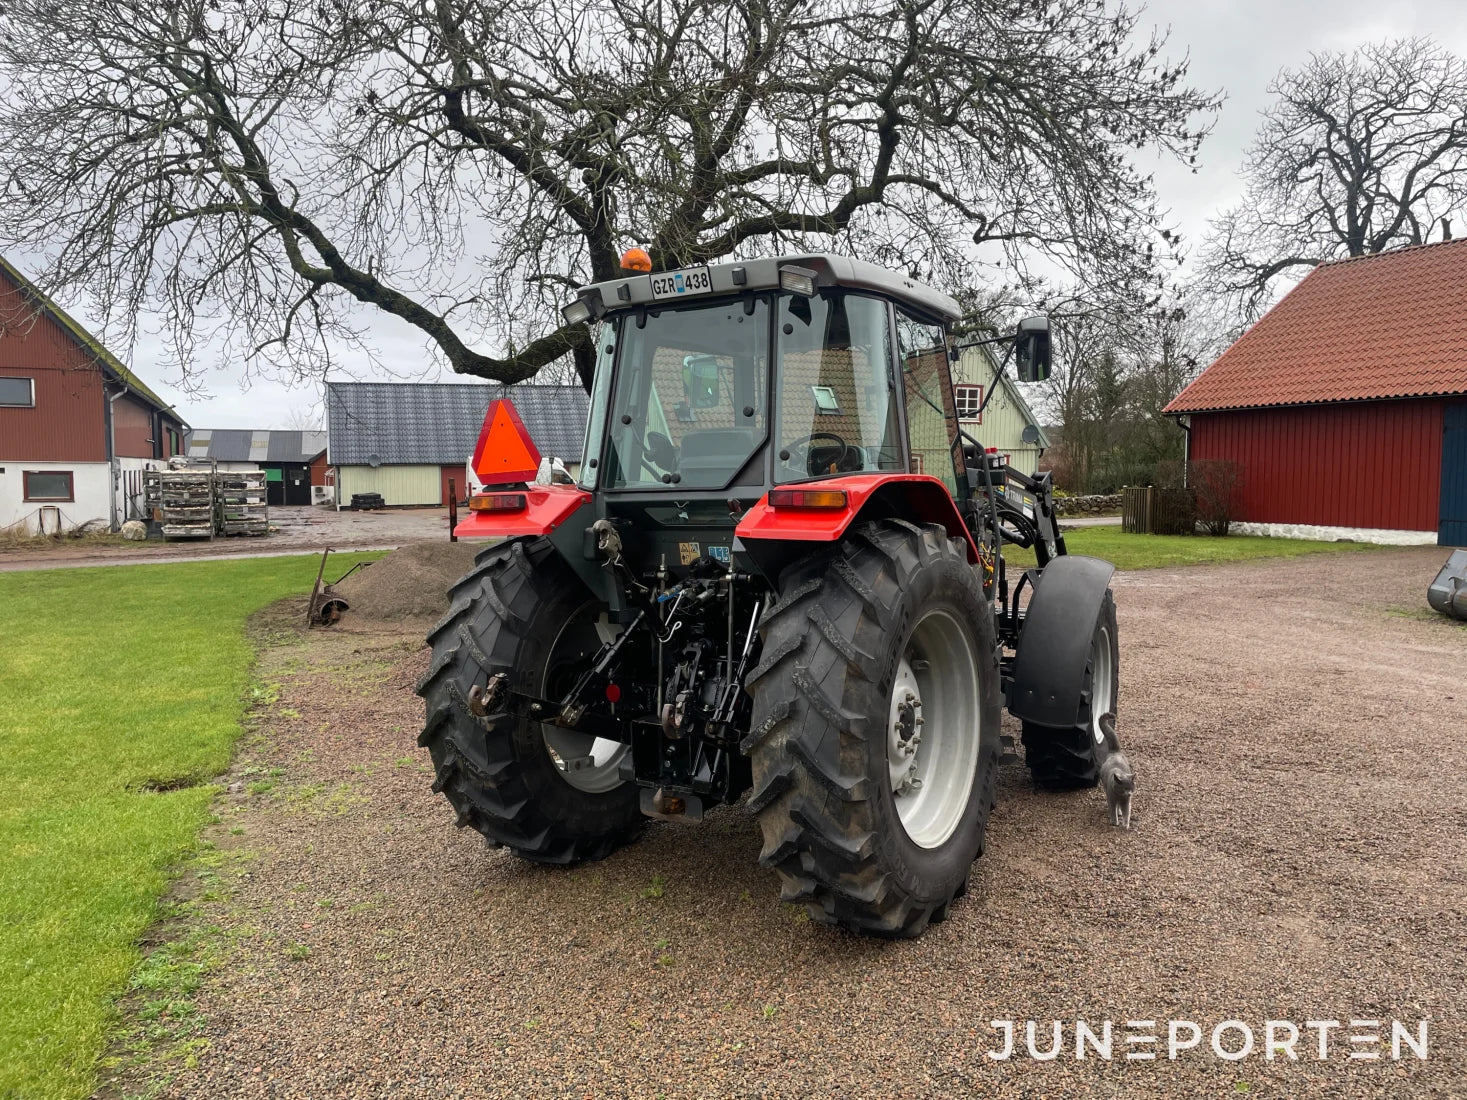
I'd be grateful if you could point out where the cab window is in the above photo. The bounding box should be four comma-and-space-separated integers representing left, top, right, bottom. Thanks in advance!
773, 293, 901, 482
896, 310, 960, 495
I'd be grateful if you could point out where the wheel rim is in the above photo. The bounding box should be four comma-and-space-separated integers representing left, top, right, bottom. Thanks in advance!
1089, 624, 1115, 746
885, 608, 980, 849
540, 607, 630, 794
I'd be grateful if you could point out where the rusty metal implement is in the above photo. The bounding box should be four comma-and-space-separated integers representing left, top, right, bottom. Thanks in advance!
306, 548, 372, 627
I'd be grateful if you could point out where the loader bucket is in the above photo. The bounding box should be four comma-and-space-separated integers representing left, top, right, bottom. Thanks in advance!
1427, 549, 1467, 621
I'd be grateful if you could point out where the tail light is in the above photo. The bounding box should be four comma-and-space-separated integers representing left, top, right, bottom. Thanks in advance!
767, 489, 849, 510
468, 492, 527, 513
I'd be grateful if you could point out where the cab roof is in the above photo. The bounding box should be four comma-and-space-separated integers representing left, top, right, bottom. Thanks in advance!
574, 253, 963, 325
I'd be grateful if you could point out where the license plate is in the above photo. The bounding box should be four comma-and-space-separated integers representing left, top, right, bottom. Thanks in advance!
649, 265, 713, 299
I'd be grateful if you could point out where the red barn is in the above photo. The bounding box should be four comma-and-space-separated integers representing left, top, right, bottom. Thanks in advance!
1, 256, 188, 534
1166, 240, 1467, 547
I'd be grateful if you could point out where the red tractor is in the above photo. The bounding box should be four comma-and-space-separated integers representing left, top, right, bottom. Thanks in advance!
418, 254, 1119, 937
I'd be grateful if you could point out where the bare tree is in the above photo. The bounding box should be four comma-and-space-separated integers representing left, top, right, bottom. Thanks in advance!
0, 0, 1215, 389
1202, 38, 1467, 318
278, 403, 324, 431
1036, 288, 1224, 492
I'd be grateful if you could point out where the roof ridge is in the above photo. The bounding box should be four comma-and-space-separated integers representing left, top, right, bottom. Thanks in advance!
1321, 236, 1467, 268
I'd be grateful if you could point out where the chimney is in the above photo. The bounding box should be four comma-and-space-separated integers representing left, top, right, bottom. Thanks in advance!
1444, 217, 1454, 242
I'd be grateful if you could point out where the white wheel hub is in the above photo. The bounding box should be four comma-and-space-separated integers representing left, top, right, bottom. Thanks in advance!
884, 608, 980, 849
887, 665, 926, 795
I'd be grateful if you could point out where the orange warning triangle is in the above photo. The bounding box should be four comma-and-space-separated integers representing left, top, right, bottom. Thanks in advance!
471, 398, 542, 485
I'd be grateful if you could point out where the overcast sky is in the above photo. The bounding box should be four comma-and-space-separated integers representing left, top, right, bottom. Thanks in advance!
27, 0, 1467, 430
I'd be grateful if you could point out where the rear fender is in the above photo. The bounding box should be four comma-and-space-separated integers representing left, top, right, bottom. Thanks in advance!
452, 485, 591, 539
734, 474, 979, 565
1008, 555, 1116, 728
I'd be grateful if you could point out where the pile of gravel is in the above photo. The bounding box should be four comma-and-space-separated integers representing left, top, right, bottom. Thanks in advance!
333, 541, 480, 623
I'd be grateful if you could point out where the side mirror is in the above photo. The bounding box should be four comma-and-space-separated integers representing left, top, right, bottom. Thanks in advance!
1015, 314, 1051, 383
645, 431, 677, 472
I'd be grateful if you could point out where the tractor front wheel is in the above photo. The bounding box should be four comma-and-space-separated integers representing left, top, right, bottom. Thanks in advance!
416, 538, 643, 863
745, 520, 1001, 937
1020, 589, 1119, 789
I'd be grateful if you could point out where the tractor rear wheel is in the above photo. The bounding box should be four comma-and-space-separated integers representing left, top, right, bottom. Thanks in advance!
1020, 589, 1119, 789
744, 520, 1001, 937
416, 538, 643, 863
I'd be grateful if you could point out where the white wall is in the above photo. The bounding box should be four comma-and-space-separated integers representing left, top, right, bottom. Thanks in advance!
1230, 521, 1437, 546
115, 457, 167, 526
337, 464, 442, 506
0, 461, 111, 534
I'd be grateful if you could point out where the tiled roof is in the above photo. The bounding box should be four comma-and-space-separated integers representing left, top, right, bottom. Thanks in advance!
325, 382, 588, 466
186, 429, 326, 463
1166, 239, 1467, 414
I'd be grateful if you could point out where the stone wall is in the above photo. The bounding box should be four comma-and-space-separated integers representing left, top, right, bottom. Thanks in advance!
1053, 493, 1121, 516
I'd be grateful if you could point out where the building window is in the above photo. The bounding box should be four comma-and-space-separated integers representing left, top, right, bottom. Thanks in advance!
23, 470, 74, 501
910, 453, 924, 474
955, 384, 983, 422
0, 376, 35, 407
810, 385, 841, 414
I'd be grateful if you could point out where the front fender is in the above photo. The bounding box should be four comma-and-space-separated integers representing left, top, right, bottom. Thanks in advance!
734, 474, 979, 563
1008, 555, 1116, 728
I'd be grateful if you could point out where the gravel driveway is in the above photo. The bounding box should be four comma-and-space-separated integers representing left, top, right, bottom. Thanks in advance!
110, 547, 1467, 1098
0, 506, 451, 572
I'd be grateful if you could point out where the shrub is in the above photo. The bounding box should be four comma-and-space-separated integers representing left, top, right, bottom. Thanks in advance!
1190, 459, 1241, 536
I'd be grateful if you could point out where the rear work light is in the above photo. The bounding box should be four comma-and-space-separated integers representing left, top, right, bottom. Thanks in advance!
767, 489, 848, 510
468, 492, 527, 513
778, 265, 817, 297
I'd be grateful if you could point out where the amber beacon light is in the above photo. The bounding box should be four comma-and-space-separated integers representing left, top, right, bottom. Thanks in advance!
620, 247, 653, 272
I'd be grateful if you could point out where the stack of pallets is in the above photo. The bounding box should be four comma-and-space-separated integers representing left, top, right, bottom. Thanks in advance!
144, 468, 216, 539
216, 471, 269, 536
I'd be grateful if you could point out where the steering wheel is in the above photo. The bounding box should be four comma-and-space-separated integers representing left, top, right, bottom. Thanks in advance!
785, 431, 850, 475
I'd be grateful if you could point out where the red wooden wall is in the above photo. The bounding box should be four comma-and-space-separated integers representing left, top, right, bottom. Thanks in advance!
1189, 398, 1445, 531
112, 393, 157, 459
1, 269, 107, 461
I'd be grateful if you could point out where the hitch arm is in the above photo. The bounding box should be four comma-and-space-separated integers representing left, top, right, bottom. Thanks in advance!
558, 608, 647, 720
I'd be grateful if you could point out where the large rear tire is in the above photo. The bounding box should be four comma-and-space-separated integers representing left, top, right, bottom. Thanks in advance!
416, 538, 643, 864
1020, 588, 1119, 789
744, 520, 1002, 937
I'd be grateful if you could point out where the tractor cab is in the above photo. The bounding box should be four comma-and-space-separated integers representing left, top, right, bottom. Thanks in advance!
571, 254, 971, 505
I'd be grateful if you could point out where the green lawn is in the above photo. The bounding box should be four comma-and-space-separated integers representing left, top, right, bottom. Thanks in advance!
0, 554, 380, 1100
1004, 526, 1379, 572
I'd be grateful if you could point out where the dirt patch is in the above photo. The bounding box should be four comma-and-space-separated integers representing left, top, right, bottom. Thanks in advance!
332, 541, 481, 624
104, 547, 1467, 1098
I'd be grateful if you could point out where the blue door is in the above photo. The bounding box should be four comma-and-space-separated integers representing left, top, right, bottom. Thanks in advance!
1443, 402, 1467, 547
